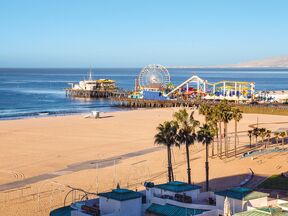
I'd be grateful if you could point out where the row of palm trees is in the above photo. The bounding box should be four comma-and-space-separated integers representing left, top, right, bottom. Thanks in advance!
248, 128, 287, 148
154, 109, 214, 191
199, 100, 243, 158
154, 101, 287, 191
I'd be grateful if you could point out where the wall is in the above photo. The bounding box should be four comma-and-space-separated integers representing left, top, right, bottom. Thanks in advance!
99, 197, 142, 216
216, 195, 268, 214
151, 196, 217, 211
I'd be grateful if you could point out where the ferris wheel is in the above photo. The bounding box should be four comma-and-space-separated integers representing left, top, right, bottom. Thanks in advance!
138, 64, 170, 89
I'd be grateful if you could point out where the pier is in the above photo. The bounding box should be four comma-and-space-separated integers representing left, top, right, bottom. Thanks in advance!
111, 97, 199, 108
65, 89, 128, 98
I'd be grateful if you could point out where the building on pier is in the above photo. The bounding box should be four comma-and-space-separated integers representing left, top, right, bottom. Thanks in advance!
66, 70, 119, 98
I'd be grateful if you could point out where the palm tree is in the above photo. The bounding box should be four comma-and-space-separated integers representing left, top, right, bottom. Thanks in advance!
279, 132, 286, 147
219, 101, 233, 156
259, 128, 267, 147
248, 130, 253, 148
197, 124, 214, 191
266, 130, 271, 148
154, 121, 178, 182
232, 107, 243, 156
207, 116, 218, 157
199, 102, 211, 123
274, 131, 280, 145
215, 105, 223, 158
252, 128, 260, 146
173, 109, 199, 184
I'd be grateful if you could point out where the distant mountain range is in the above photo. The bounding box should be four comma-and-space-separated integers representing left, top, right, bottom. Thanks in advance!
228, 56, 288, 68
170, 56, 288, 68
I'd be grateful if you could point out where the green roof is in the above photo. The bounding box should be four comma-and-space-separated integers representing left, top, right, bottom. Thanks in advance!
98, 188, 142, 201
155, 181, 201, 193
50, 206, 73, 216
146, 203, 207, 216
215, 187, 269, 201
234, 207, 288, 216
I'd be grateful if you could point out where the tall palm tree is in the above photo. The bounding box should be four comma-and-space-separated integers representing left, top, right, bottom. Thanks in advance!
197, 123, 214, 191
207, 116, 218, 157
173, 109, 199, 184
154, 121, 178, 182
248, 130, 253, 148
266, 130, 271, 148
215, 104, 223, 158
279, 132, 286, 147
259, 128, 267, 147
252, 128, 260, 147
274, 131, 280, 145
232, 107, 243, 156
219, 101, 233, 156
199, 102, 211, 123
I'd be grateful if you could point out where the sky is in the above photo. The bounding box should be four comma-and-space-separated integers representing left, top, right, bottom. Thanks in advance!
0, 0, 287, 67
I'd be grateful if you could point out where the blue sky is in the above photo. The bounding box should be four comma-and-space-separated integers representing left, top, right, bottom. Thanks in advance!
0, 0, 287, 67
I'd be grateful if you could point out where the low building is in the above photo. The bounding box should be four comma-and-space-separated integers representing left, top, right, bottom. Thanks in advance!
215, 187, 269, 214
98, 188, 143, 216
50, 183, 273, 216
146, 181, 201, 204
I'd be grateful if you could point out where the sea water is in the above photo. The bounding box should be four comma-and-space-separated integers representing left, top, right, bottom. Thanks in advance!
0, 68, 288, 119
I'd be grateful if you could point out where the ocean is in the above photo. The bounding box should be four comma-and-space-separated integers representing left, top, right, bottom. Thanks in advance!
0, 68, 288, 120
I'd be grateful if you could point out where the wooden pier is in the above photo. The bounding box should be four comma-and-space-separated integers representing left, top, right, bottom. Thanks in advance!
111, 97, 200, 108
65, 89, 128, 98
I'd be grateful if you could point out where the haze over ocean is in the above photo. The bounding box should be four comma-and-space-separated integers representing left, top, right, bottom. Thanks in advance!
0, 68, 288, 119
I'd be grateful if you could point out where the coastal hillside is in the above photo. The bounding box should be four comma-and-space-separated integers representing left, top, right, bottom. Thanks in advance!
169, 56, 288, 68
231, 56, 288, 68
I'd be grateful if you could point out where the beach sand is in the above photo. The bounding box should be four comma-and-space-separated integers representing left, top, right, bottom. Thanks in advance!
0, 108, 288, 215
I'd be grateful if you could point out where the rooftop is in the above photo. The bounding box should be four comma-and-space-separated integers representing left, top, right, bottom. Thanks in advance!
98, 188, 142, 201
234, 207, 288, 216
215, 187, 269, 201
155, 181, 201, 193
146, 203, 207, 216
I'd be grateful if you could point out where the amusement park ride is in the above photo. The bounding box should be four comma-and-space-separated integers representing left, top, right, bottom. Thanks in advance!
130, 64, 255, 101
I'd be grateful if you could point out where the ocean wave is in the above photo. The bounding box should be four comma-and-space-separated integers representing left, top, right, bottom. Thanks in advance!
0, 105, 123, 120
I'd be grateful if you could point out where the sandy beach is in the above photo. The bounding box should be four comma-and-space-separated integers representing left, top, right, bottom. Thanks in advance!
1, 108, 288, 215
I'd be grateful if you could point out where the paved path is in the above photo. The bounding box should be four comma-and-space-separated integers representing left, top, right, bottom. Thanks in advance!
0, 146, 164, 192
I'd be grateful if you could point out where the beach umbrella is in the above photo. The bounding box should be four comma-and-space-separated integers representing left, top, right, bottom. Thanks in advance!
224, 197, 231, 216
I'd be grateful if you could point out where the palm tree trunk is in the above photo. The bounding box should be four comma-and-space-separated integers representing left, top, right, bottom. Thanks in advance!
212, 138, 215, 157
219, 122, 223, 158
205, 142, 209, 191
234, 121, 237, 157
224, 122, 228, 157
249, 137, 252, 148
216, 133, 219, 157
185, 143, 191, 184
167, 146, 171, 182
170, 148, 174, 181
